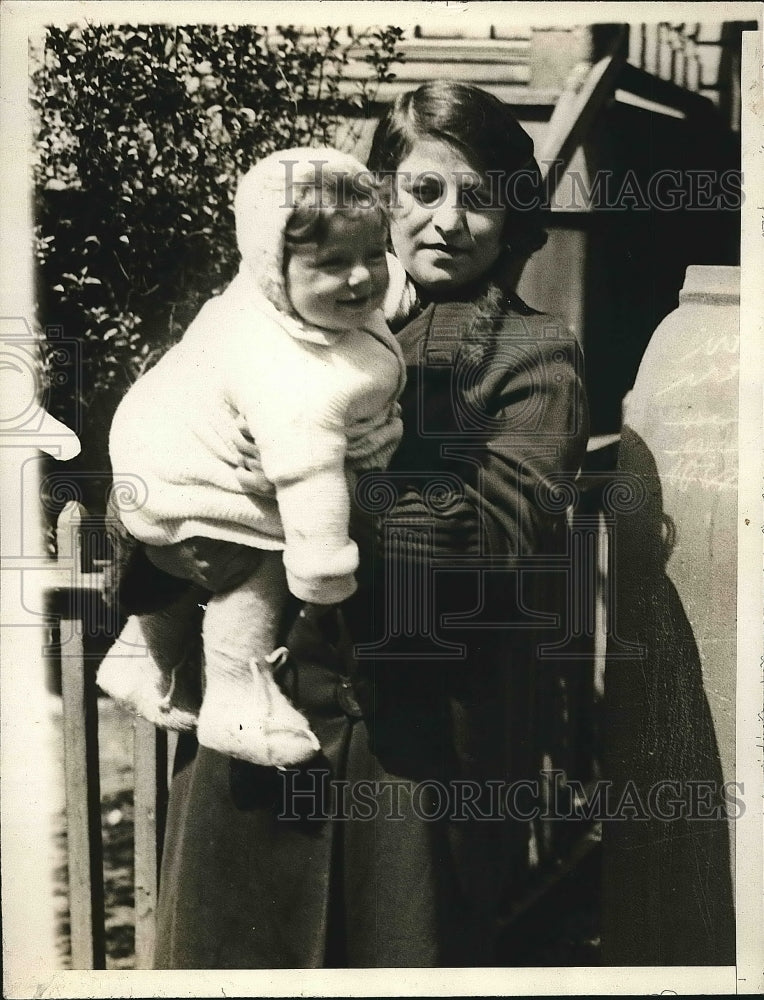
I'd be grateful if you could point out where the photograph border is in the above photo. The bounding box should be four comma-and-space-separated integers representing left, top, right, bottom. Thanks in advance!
1, 2, 761, 996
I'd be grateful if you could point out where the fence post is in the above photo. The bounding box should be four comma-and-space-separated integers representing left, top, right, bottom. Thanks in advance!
57, 501, 106, 969
133, 719, 169, 968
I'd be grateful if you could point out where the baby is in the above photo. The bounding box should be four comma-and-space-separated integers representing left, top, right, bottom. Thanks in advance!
97, 147, 407, 767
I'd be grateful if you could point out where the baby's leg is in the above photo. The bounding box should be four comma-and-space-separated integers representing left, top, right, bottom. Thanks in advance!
196, 550, 319, 766
96, 586, 204, 731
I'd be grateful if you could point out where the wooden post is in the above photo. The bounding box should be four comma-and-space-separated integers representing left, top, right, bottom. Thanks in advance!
133, 719, 169, 968
685, 35, 701, 92
627, 22, 644, 69
671, 27, 688, 89
642, 23, 659, 74
658, 23, 674, 80
58, 502, 106, 969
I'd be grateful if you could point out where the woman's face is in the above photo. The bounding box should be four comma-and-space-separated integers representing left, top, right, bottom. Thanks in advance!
389, 138, 506, 291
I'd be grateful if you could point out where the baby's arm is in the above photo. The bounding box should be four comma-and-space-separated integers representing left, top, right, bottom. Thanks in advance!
239, 386, 358, 606
265, 427, 358, 605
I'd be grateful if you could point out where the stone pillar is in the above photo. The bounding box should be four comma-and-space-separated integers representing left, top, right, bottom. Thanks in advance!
602, 264, 739, 965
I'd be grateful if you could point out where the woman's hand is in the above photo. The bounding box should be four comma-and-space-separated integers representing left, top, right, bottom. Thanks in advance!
231, 414, 262, 492
284, 601, 354, 672
144, 537, 263, 594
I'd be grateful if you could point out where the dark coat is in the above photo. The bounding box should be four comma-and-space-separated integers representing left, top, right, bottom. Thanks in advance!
153, 283, 589, 969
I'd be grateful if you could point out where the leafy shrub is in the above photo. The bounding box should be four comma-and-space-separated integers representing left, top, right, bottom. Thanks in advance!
31, 23, 404, 519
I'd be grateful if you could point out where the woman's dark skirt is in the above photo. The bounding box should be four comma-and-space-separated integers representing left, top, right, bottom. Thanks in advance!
153, 624, 530, 969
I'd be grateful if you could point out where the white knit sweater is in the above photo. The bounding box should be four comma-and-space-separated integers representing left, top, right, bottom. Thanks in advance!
110, 264, 406, 604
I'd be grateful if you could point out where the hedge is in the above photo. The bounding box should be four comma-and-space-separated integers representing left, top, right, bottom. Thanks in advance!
32, 23, 404, 525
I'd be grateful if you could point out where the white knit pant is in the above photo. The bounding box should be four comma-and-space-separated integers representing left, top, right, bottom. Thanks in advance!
139, 549, 287, 676
139, 550, 319, 765
203, 549, 289, 678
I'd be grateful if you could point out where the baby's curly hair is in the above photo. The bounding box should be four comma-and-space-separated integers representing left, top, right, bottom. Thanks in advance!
284, 165, 388, 250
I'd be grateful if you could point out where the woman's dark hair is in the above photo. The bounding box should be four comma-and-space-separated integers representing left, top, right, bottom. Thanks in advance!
367, 80, 547, 257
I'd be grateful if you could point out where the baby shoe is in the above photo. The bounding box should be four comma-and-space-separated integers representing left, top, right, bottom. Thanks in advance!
96, 615, 200, 731
196, 650, 319, 767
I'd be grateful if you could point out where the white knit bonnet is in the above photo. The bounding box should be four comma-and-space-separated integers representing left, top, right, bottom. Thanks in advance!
234, 146, 378, 317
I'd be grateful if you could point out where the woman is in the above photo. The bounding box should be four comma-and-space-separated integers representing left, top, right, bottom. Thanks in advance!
137, 81, 589, 968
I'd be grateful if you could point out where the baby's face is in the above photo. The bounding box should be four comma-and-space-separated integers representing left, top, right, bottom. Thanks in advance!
285, 212, 389, 332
